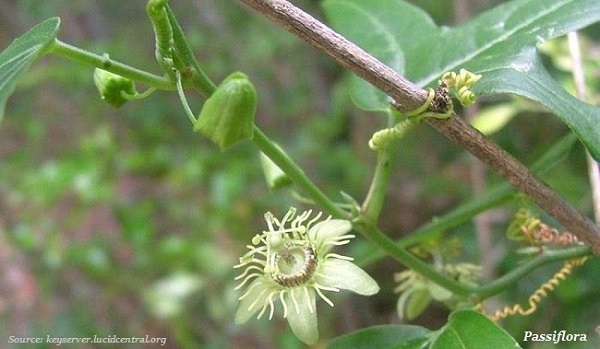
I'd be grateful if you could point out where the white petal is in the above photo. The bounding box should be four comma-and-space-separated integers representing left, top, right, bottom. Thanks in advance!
308, 219, 351, 249
286, 288, 318, 345
318, 259, 379, 295
235, 278, 273, 324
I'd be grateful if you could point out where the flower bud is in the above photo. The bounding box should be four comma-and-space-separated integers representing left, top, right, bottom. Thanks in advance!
260, 148, 291, 190
93, 68, 136, 108
194, 72, 257, 150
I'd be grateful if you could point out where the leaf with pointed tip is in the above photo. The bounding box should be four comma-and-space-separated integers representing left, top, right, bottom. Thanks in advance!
0, 17, 61, 124
323, 0, 600, 159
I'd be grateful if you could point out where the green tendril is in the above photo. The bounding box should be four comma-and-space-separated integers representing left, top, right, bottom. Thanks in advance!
369, 88, 448, 151
121, 87, 156, 101
440, 68, 482, 106
368, 119, 417, 151
405, 88, 436, 118
147, 0, 175, 78
174, 70, 197, 125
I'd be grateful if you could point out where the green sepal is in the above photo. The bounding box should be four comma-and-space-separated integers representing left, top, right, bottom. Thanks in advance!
93, 68, 136, 108
194, 72, 257, 150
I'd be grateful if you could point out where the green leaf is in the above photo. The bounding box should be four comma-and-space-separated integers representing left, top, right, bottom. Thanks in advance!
323, 0, 600, 159
328, 324, 430, 349
323, 0, 426, 110
0, 17, 60, 123
430, 310, 521, 349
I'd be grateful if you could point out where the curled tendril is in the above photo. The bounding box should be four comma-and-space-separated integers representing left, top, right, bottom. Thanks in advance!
456, 86, 477, 106
481, 209, 588, 321
369, 89, 438, 152
404, 88, 436, 117
440, 69, 482, 106
370, 69, 478, 152
486, 257, 588, 321
147, 0, 175, 78
441, 69, 481, 88
370, 69, 472, 152
368, 118, 417, 151
507, 208, 582, 246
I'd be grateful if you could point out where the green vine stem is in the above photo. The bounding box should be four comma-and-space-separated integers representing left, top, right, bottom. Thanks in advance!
357, 219, 591, 301
358, 183, 513, 267
147, 0, 176, 79
361, 111, 398, 222
49, 39, 173, 90
475, 246, 590, 300
355, 220, 473, 296
252, 127, 347, 219
254, 116, 472, 297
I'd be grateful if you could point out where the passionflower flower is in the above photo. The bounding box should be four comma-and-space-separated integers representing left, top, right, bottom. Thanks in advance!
234, 207, 379, 345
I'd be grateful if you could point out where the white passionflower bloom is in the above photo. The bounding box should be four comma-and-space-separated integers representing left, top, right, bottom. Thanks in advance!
234, 207, 379, 345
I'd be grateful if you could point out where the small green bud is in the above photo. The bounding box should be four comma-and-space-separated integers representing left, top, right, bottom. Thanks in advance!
93, 68, 136, 108
260, 148, 292, 190
194, 72, 257, 150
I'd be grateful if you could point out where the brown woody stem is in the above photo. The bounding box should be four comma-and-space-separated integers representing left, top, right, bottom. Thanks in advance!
238, 0, 427, 112
238, 0, 600, 254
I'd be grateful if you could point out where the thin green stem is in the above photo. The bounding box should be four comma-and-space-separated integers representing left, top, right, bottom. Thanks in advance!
175, 71, 197, 125
361, 151, 395, 221
156, 5, 338, 221
362, 111, 397, 222
357, 185, 512, 267
252, 127, 347, 219
48, 39, 173, 90
474, 246, 591, 300
357, 218, 591, 301
355, 220, 474, 296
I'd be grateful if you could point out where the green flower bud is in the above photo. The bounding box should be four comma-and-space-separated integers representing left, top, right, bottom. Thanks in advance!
93, 68, 136, 108
194, 72, 257, 150
260, 148, 292, 190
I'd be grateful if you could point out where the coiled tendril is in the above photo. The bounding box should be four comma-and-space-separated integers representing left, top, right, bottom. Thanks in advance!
481, 209, 588, 321
440, 69, 481, 106
488, 257, 588, 321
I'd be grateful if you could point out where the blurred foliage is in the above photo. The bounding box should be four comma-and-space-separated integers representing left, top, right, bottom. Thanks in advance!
0, 0, 599, 348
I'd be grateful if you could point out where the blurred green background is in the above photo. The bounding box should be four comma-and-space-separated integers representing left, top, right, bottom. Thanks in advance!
0, 0, 599, 348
